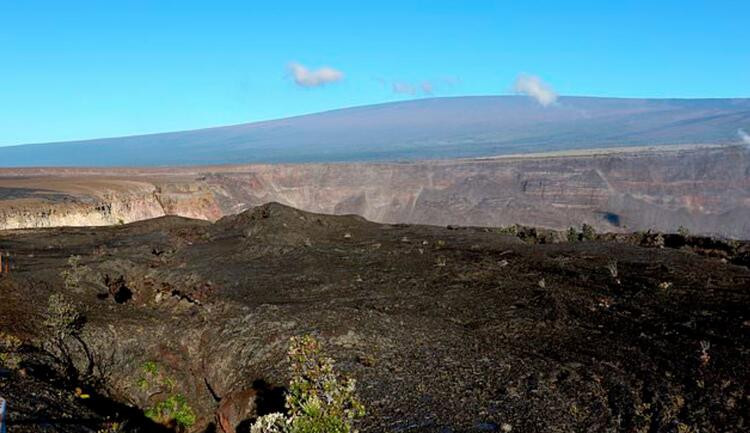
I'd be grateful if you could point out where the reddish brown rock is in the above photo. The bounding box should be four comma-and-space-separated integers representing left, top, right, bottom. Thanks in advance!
216, 388, 257, 433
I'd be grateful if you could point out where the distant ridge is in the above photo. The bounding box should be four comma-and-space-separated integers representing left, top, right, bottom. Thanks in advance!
2, 95, 749, 167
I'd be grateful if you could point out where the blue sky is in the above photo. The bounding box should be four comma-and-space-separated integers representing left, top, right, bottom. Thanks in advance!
1, 1, 748, 147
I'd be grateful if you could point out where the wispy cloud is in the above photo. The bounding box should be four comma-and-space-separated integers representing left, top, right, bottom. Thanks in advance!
287, 62, 344, 87
513, 74, 558, 107
386, 78, 449, 96
392, 81, 417, 95
739, 129, 750, 145
441, 76, 461, 86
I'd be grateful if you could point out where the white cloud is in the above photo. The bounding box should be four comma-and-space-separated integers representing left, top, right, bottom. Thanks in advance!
287, 62, 344, 87
421, 81, 434, 95
513, 74, 558, 107
739, 129, 750, 145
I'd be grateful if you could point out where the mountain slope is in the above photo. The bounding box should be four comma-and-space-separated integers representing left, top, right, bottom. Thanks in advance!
2, 96, 750, 166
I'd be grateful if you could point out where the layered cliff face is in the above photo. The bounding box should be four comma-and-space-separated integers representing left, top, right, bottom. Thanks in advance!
199, 145, 750, 238
0, 178, 223, 230
1, 145, 749, 237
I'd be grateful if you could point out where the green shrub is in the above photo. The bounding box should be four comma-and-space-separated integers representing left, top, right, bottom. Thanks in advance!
677, 226, 690, 237
138, 361, 196, 430
252, 335, 365, 433
144, 394, 196, 429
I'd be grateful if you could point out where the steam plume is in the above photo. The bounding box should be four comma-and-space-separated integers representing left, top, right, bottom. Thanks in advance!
739, 129, 750, 145
513, 74, 558, 107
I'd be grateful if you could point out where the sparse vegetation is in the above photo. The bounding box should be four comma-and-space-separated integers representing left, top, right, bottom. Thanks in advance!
41, 293, 90, 378
0, 331, 22, 370
43, 293, 83, 341
658, 281, 673, 291
146, 394, 196, 430
699, 340, 711, 367
252, 413, 288, 433
606, 259, 618, 278
677, 225, 690, 237
497, 225, 519, 236
252, 335, 365, 433
581, 223, 596, 241
138, 360, 196, 430
677, 423, 699, 433
60, 255, 90, 291
96, 421, 124, 433
566, 226, 578, 243
606, 259, 620, 284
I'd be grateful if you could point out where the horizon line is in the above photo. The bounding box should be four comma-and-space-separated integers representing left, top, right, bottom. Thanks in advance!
2, 93, 749, 149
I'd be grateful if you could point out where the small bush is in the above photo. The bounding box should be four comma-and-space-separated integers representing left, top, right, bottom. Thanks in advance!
251, 413, 287, 433
0, 332, 22, 370
497, 225, 519, 236
581, 224, 596, 241
138, 361, 196, 430
606, 259, 618, 278
676, 423, 698, 433
566, 227, 579, 243
252, 335, 365, 433
96, 421, 124, 433
145, 394, 197, 429
658, 281, 673, 291
677, 226, 690, 237
44, 293, 83, 340
60, 255, 90, 291
41, 293, 87, 378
